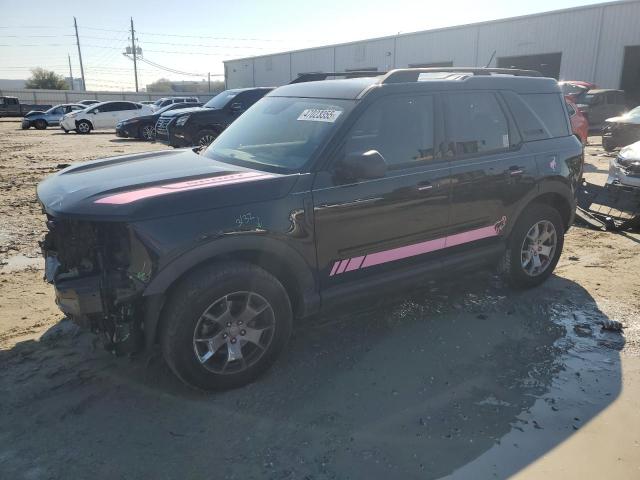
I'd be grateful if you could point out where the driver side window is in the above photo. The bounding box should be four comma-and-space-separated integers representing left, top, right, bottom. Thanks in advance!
340, 95, 435, 170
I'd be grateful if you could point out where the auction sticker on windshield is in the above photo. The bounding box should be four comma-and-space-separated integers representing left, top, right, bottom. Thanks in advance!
297, 108, 342, 123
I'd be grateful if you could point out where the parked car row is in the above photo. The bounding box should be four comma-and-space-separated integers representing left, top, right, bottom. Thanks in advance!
116, 102, 203, 140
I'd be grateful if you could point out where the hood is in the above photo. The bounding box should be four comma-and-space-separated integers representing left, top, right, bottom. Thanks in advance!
619, 142, 640, 162
160, 106, 213, 118
24, 110, 45, 117
37, 149, 297, 221
120, 112, 159, 124
605, 114, 640, 125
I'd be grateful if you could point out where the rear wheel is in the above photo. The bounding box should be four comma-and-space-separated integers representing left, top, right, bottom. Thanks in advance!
160, 262, 292, 391
140, 124, 155, 141
501, 203, 564, 288
602, 137, 615, 152
195, 129, 218, 148
34, 119, 47, 130
76, 120, 91, 134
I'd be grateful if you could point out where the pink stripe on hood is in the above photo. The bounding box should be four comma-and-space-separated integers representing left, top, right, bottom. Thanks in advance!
95, 171, 273, 205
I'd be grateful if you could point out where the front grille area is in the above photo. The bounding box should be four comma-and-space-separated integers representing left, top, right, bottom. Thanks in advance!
155, 116, 172, 138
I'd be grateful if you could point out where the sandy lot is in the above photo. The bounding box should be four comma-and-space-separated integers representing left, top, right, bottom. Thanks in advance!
0, 119, 639, 479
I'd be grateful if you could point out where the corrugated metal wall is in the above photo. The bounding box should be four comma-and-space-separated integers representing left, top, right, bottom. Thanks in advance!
224, 0, 640, 90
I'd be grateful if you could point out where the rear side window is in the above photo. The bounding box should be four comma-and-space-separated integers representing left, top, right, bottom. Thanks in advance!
445, 92, 510, 156
343, 94, 435, 169
566, 102, 576, 116
521, 94, 569, 138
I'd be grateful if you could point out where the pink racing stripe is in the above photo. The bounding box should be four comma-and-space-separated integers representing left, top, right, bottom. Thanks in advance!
345, 256, 365, 272
336, 259, 349, 274
95, 171, 274, 205
444, 225, 498, 248
361, 237, 446, 268
331, 220, 504, 276
329, 261, 340, 276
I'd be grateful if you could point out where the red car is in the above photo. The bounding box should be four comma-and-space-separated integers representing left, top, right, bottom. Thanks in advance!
565, 97, 589, 145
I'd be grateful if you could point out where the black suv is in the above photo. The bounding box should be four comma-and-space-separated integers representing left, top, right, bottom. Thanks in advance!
116, 102, 203, 141
37, 68, 582, 390
155, 87, 272, 148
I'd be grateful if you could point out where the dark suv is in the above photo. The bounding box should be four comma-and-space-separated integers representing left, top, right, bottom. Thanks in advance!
37, 68, 582, 390
154, 88, 272, 148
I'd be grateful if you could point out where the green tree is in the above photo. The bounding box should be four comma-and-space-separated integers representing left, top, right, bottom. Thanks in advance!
146, 78, 174, 93
25, 68, 69, 90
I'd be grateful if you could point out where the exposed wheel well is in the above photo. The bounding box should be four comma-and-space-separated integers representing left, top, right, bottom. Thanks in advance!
529, 193, 572, 229
159, 250, 304, 323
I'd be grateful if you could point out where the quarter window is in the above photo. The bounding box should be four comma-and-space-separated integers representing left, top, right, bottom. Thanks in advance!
445, 92, 510, 156
521, 94, 569, 138
342, 95, 435, 169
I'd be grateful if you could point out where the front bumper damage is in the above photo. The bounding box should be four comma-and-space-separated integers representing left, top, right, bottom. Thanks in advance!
41, 217, 155, 354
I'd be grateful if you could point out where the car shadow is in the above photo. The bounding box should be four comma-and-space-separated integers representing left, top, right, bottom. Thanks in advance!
0, 272, 623, 479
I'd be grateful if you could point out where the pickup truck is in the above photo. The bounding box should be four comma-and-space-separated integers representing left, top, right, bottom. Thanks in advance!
0, 96, 52, 117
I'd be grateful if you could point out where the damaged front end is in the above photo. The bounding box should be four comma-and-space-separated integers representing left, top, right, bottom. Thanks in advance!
41, 217, 155, 354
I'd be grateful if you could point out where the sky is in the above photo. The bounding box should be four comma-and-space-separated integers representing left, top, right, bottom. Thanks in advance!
1, 0, 606, 91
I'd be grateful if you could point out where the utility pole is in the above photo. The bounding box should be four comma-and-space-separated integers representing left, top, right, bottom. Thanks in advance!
73, 17, 86, 91
130, 17, 139, 92
68, 54, 74, 90
208, 72, 211, 93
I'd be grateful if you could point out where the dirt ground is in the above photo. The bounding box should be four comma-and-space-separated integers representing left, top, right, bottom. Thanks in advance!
0, 119, 639, 479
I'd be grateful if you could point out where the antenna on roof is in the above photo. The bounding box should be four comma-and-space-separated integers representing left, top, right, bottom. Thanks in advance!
485, 50, 497, 68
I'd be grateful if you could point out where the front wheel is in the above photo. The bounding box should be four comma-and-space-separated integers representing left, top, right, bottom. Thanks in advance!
160, 262, 292, 391
195, 129, 218, 148
76, 120, 91, 134
140, 124, 155, 141
501, 203, 564, 288
34, 119, 47, 130
602, 137, 615, 152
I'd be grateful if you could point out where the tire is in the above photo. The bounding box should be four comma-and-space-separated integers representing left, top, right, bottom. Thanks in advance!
21, 123, 30, 130
501, 203, 564, 288
76, 120, 91, 134
140, 124, 155, 141
34, 119, 47, 130
63, 128, 69, 134
195, 129, 218, 148
602, 138, 615, 152
160, 262, 293, 391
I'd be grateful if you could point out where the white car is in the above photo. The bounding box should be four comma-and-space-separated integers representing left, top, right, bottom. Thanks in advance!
608, 140, 640, 189
60, 101, 153, 134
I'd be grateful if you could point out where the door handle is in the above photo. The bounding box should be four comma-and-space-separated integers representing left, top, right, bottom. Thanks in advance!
417, 181, 434, 191
508, 165, 524, 176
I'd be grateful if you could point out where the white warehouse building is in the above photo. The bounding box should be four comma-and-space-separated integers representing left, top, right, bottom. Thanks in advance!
224, 0, 640, 104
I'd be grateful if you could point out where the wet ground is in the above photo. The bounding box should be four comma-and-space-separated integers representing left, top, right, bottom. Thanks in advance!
0, 120, 639, 479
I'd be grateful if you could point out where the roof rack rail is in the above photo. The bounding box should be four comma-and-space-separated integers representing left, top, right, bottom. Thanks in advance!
290, 71, 387, 84
381, 67, 543, 84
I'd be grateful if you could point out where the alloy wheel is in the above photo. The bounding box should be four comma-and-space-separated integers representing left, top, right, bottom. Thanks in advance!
193, 291, 275, 374
520, 220, 557, 277
142, 125, 155, 140
198, 134, 216, 147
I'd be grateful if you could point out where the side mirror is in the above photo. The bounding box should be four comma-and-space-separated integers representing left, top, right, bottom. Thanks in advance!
229, 102, 244, 112
336, 150, 387, 181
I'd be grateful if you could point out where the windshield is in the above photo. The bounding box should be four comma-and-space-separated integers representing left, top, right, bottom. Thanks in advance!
153, 99, 165, 106
203, 90, 241, 109
157, 103, 184, 114
203, 96, 354, 172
